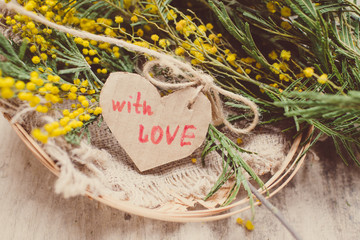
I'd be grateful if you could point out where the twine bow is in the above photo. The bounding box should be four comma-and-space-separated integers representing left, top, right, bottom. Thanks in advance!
143, 60, 259, 134
1, 0, 259, 134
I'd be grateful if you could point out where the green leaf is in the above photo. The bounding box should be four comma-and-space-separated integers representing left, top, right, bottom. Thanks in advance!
202, 124, 264, 209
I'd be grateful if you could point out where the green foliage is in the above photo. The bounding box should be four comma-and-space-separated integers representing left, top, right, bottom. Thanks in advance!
202, 125, 265, 215
275, 91, 360, 165
58, 0, 130, 18
209, 0, 360, 166
0, 33, 32, 79
51, 31, 103, 89
208, 0, 270, 71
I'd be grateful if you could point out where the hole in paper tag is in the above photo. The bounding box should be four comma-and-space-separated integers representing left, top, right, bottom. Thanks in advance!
100, 72, 212, 172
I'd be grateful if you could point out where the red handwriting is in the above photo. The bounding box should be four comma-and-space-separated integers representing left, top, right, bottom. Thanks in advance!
180, 125, 196, 146
112, 100, 125, 112
138, 125, 148, 143
138, 124, 196, 146
166, 125, 179, 145
151, 126, 163, 144
112, 92, 153, 116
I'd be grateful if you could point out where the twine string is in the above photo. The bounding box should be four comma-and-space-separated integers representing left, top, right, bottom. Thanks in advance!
187, 85, 204, 109
143, 60, 259, 134
1, 0, 259, 134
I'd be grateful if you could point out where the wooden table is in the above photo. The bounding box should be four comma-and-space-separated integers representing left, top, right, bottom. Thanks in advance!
0, 114, 359, 240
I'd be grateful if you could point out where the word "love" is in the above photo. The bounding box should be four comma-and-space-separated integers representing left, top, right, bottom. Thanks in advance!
139, 125, 196, 146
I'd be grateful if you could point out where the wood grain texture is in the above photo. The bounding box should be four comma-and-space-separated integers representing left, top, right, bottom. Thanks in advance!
0, 114, 359, 240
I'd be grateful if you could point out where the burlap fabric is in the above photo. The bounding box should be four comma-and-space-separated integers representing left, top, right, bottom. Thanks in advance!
1, 98, 290, 211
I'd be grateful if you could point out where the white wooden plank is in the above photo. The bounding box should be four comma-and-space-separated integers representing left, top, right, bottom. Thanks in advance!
0, 114, 359, 240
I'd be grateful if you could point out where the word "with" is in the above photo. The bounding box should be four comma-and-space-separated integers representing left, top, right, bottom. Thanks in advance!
112, 92, 153, 116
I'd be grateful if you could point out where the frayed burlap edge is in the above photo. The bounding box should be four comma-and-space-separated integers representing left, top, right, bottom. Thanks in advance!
1, 99, 290, 210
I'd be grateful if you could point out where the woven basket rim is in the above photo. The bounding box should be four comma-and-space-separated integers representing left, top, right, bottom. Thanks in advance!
4, 113, 313, 222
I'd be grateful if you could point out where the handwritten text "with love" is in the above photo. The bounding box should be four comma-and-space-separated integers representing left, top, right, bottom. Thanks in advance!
112, 92, 196, 146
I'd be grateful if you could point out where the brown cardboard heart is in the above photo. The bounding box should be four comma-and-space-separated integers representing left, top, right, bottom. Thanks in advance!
99, 72, 212, 172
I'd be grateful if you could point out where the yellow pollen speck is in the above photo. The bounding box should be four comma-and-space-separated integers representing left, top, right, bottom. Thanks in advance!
303, 67, 314, 78
115, 16, 123, 24
318, 74, 328, 84
268, 50, 278, 60
280, 50, 291, 61
245, 220, 254, 231
236, 138, 243, 145
281, 21, 292, 30
236, 217, 244, 225
151, 34, 159, 42
130, 15, 138, 23
281, 6, 292, 18
266, 2, 277, 13
175, 47, 185, 56
159, 39, 170, 48
32, 56, 41, 64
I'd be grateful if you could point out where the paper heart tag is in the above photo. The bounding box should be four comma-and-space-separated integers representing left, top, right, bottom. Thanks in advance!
100, 72, 212, 172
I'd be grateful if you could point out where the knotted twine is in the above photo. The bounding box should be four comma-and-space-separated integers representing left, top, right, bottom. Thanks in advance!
1, 0, 259, 135
0, 2, 294, 211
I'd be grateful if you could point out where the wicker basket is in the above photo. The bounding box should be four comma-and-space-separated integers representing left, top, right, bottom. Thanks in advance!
4, 112, 313, 222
